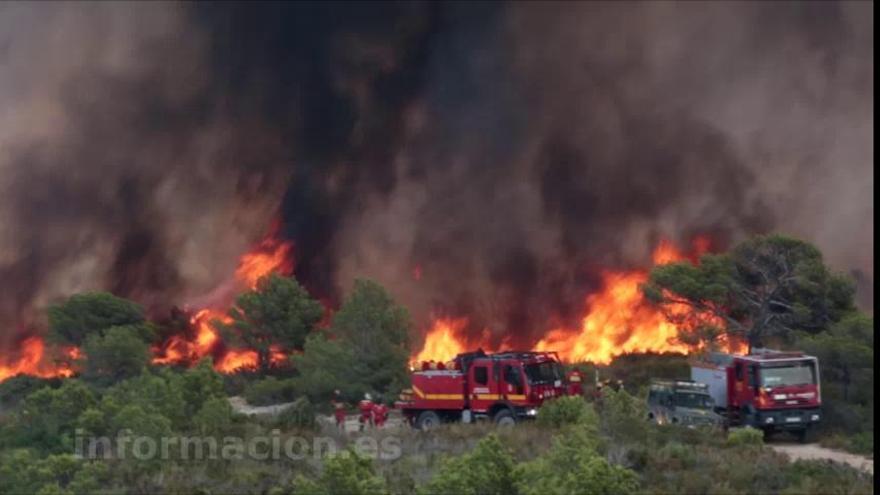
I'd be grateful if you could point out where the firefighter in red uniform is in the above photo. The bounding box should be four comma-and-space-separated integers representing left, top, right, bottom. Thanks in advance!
331, 389, 346, 431
358, 393, 375, 431
566, 369, 584, 396
372, 398, 388, 428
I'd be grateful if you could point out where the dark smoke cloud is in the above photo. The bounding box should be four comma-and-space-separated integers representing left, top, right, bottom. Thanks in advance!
0, 2, 871, 349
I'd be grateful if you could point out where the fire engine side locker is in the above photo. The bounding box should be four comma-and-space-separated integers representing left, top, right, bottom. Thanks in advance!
691, 360, 729, 409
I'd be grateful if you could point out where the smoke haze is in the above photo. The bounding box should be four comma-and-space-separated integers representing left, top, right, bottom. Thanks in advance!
0, 2, 872, 348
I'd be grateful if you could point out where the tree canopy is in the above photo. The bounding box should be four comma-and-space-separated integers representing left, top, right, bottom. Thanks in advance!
328, 279, 411, 396
48, 292, 147, 347
221, 274, 324, 372
799, 313, 873, 402
642, 234, 856, 351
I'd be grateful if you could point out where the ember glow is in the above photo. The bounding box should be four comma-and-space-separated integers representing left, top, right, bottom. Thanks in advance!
0, 337, 77, 382
414, 237, 738, 365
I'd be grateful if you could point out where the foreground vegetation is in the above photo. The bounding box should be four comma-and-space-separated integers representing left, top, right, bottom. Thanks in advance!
0, 378, 872, 495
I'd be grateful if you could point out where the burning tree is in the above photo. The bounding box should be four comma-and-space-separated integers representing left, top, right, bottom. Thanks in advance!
642, 234, 856, 352
220, 273, 324, 373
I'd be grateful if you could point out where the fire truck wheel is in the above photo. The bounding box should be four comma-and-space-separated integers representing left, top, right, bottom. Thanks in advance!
493, 409, 516, 426
415, 411, 441, 430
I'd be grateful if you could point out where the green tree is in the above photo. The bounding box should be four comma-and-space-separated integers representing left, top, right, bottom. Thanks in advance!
17, 380, 97, 453
81, 325, 154, 383
290, 332, 368, 403
418, 434, 518, 495
193, 397, 235, 436
222, 274, 323, 372
799, 312, 873, 402
329, 279, 411, 395
292, 449, 389, 495
179, 358, 226, 417
643, 234, 855, 352
48, 292, 147, 346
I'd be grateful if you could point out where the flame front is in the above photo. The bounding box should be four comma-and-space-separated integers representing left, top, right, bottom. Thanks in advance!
151, 226, 295, 372
415, 237, 735, 365
235, 235, 294, 289
0, 337, 77, 382
414, 318, 469, 364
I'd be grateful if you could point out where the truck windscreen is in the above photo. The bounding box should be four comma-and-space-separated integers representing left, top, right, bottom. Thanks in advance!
524, 362, 563, 384
760, 362, 816, 388
674, 392, 713, 409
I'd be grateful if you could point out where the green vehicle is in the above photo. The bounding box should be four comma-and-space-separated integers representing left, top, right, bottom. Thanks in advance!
647, 380, 723, 428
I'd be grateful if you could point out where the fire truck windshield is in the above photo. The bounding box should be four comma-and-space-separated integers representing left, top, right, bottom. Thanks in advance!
760, 362, 816, 388
524, 362, 563, 384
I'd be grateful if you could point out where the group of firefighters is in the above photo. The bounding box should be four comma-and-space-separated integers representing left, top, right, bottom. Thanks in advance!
331, 390, 389, 431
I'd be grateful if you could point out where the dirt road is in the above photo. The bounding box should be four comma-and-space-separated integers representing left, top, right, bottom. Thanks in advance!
769, 442, 873, 475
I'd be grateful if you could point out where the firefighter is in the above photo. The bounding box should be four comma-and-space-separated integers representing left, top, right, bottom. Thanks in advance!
592, 380, 605, 407
372, 398, 389, 428
566, 369, 584, 396
331, 389, 346, 431
358, 393, 375, 431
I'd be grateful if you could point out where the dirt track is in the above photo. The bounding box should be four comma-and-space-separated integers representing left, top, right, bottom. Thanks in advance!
769, 442, 874, 475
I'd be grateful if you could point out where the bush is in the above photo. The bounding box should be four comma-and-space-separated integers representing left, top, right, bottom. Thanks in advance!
781, 459, 874, 495
193, 397, 235, 436
292, 448, 389, 495
418, 434, 518, 495
726, 427, 764, 448
598, 388, 648, 441
244, 377, 298, 406
537, 396, 597, 429
275, 397, 317, 431
516, 425, 638, 495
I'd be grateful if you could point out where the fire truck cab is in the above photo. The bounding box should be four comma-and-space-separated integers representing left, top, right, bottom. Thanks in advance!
397, 350, 571, 429
691, 348, 821, 441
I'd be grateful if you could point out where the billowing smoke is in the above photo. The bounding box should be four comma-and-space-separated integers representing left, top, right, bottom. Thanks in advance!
0, 2, 872, 350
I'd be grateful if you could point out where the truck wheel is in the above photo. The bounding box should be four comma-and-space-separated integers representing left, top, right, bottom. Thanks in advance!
493, 409, 516, 426
794, 428, 810, 444
415, 411, 441, 430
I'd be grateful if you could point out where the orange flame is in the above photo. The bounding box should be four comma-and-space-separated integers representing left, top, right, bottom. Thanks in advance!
235, 235, 294, 289
152, 225, 296, 372
414, 237, 738, 365
414, 318, 469, 364
0, 337, 77, 382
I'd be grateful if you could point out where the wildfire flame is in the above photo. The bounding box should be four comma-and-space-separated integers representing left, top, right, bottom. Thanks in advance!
0, 337, 77, 382
414, 317, 469, 364
152, 226, 295, 372
414, 237, 738, 365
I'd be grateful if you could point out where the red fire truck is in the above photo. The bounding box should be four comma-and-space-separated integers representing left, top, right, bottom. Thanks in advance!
691, 348, 821, 441
396, 350, 575, 429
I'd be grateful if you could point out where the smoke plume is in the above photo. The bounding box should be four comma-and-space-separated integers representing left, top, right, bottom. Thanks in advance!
0, 2, 872, 349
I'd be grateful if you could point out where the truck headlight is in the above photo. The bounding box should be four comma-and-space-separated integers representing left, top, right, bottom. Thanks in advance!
765, 417, 775, 424
526, 408, 538, 417
810, 414, 820, 421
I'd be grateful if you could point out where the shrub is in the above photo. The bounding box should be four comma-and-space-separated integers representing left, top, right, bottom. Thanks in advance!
726, 427, 764, 447
418, 434, 518, 495
292, 448, 389, 495
275, 397, 317, 431
193, 397, 235, 436
516, 426, 639, 495
537, 396, 597, 429
244, 377, 299, 406
598, 388, 648, 441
